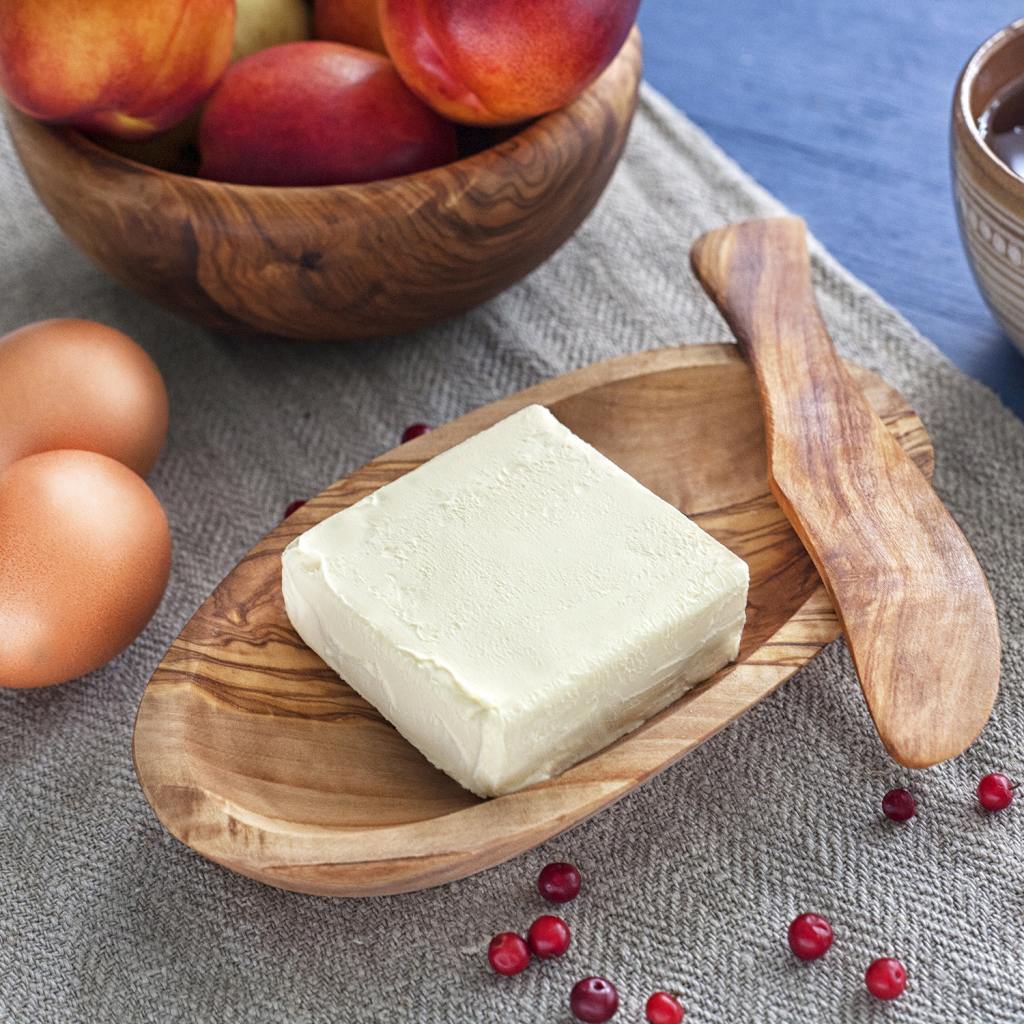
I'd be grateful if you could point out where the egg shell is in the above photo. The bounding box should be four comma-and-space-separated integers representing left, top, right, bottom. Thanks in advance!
0, 450, 172, 688
0, 319, 168, 476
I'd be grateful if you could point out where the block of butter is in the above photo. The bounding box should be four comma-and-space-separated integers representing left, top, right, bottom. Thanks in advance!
282, 405, 748, 798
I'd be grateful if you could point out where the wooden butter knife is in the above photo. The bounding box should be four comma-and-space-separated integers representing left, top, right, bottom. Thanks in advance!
690, 217, 1000, 768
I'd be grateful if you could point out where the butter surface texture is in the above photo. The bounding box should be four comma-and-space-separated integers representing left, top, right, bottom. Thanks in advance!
282, 405, 748, 797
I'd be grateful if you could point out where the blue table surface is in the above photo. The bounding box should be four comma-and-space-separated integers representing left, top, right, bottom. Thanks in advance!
638, 0, 1024, 419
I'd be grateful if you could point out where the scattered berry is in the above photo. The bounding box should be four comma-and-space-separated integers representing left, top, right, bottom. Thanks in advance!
787, 913, 834, 961
487, 932, 530, 976
977, 772, 1015, 812
865, 957, 907, 1000
527, 915, 571, 958
401, 422, 431, 443
882, 787, 916, 821
570, 977, 619, 1022
283, 498, 306, 519
538, 862, 581, 903
645, 990, 685, 1024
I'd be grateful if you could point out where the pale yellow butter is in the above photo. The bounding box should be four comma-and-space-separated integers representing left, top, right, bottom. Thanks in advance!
282, 405, 748, 797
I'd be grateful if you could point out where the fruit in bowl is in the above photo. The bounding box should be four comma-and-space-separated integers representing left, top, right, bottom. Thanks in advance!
96, 0, 313, 174
379, 0, 643, 125
1, 0, 643, 338
314, 0, 387, 54
0, 0, 235, 139
233, 0, 310, 61
199, 42, 457, 186
1, 0, 640, 184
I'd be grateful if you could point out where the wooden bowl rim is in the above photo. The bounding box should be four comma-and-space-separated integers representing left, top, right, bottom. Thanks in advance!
24, 28, 642, 199
954, 17, 1024, 195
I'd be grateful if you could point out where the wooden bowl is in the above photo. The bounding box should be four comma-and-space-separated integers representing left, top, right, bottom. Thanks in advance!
133, 345, 933, 896
5, 31, 641, 341
953, 19, 1024, 356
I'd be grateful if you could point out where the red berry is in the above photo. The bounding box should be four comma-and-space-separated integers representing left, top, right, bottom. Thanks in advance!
527, 915, 571, 958
865, 957, 907, 1000
538, 862, 581, 903
487, 932, 529, 976
645, 991, 685, 1024
787, 913, 834, 961
977, 772, 1015, 811
401, 423, 431, 443
882, 787, 916, 821
570, 977, 619, 1022
283, 498, 306, 519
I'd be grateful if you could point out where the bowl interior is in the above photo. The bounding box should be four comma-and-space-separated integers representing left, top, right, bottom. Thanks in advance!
966, 21, 1024, 117
73, 113, 534, 192
961, 19, 1024, 152
181, 359, 805, 829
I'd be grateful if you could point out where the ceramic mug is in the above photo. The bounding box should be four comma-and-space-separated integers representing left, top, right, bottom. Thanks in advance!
953, 17, 1024, 357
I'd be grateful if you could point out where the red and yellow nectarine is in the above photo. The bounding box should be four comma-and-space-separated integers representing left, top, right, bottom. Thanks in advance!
379, 0, 641, 125
0, 0, 236, 139
198, 41, 458, 186
313, 0, 387, 54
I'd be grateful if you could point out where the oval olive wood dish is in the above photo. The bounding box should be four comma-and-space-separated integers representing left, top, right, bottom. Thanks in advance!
4, 31, 641, 341
133, 343, 933, 897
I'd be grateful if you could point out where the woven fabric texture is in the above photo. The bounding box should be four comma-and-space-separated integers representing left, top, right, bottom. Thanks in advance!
1, 86, 1022, 1023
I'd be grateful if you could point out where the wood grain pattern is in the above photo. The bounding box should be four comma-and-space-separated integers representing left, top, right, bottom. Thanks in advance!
133, 343, 934, 896
4, 31, 641, 341
691, 217, 1000, 769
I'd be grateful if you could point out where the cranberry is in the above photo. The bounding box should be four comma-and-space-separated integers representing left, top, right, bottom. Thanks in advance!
570, 977, 619, 1022
538, 861, 581, 903
283, 498, 306, 519
787, 913, 834, 961
977, 772, 1015, 812
882, 787, 916, 821
645, 991, 685, 1024
527, 915, 571, 958
487, 932, 529, 976
865, 957, 907, 1000
401, 422, 431, 443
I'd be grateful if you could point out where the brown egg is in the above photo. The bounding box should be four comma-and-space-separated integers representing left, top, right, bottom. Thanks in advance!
0, 450, 172, 688
0, 319, 168, 476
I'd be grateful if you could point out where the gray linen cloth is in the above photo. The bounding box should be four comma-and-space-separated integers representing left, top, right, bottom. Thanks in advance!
1, 86, 1022, 1024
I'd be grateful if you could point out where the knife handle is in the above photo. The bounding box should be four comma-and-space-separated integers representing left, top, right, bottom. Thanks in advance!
690, 216, 1000, 771
689, 217, 895, 499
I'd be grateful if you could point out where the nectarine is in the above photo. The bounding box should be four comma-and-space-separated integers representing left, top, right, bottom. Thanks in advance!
380, 0, 641, 125
314, 0, 387, 54
234, 0, 310, 62
97, 0, 308, 170
198, 42, 458, 186
0, 0, 235, 139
